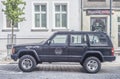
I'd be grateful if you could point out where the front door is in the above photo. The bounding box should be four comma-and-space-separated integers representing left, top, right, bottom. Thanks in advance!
68, 34, 87, 62
42, 34, 68, 62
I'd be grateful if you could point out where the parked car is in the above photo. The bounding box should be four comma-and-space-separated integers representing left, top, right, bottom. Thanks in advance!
11, 31, 115, 73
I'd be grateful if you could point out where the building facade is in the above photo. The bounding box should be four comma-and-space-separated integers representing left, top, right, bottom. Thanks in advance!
0, 0, 81, 54
0, 0, 120, 55
82, 0, 120, 48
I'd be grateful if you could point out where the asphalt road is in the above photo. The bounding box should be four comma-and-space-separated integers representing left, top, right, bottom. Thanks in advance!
0, 62, 120, 79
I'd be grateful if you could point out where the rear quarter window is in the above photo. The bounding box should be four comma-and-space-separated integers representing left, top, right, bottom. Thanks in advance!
88, 34, 108, 46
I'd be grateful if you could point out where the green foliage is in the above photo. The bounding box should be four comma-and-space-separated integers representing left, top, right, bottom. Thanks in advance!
1, 0, 26, 48
2, 0, 26, 24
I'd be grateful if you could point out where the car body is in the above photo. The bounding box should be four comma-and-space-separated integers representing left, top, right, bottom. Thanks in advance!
11, 31, 116, 73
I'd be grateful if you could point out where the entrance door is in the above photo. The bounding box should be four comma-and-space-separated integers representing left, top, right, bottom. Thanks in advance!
90, 17, 107, 32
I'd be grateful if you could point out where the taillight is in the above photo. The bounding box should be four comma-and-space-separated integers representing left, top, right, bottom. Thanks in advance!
111, 48, 114, 56
12, 48, 15, 54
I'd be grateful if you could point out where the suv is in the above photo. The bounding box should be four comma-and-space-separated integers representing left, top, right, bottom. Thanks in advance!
11, 31, 115, 73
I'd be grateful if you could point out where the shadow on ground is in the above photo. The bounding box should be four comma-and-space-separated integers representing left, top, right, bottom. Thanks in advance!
0, 64, 86, 73
0, 63, 120, 74
34, 64, 85, 73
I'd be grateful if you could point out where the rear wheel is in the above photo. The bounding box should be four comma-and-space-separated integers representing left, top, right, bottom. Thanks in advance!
83, 57, 101, 73
19, 55, 37, 72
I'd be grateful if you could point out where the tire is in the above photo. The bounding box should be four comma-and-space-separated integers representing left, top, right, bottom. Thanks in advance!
19, 55, 37, 72
80, 62, 83, 66
83, 57, 101, 73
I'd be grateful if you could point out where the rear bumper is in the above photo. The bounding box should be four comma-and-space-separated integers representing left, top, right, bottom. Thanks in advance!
103, 56, 116, 62
11, 54, 18, 61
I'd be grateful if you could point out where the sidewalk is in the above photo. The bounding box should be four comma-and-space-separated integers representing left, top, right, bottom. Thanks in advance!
0, 50, 15, 64
102, 56, 120, 66
0, 50, 7, 60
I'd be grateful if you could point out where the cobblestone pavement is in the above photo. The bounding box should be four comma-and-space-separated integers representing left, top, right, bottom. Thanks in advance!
0, 62, 120, 79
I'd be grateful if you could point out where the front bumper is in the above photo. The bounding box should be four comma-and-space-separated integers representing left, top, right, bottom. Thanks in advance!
103, 56, 116, 62
11, 54, 18, 61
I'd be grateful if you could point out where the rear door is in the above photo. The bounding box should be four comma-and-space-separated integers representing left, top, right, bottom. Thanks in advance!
68, 33, 88, 62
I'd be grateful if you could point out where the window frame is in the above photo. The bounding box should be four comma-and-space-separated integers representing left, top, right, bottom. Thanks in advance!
32, 1, 48, 30
90, 17, 107, 32
6, 17, 18, 28
113, 0, 120, 1
53, 1, 69, 30
2, 3, 19, 30
88, 34, 108, 46
50, 34, 68, 45
118, 17, 120, 22
70, 34, 87, 46
3, 15, 19, 30
118, 25, 120, 47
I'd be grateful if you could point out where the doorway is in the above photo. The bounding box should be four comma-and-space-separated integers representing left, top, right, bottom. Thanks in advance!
90, 17, 107, 32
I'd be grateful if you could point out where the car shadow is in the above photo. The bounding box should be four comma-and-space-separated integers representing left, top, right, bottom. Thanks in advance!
34, 64, 86, 73
0, 63, 120, 74
0, 64, 86, 73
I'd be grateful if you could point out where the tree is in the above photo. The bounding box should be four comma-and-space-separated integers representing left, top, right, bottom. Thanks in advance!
2, 0, 26, 50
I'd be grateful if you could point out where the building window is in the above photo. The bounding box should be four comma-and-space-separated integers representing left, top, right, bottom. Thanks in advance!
113, 0, 120, 1
55, 4, 67, 28
6, 17, 18, 28
34, 4, 47, 28
88, 0, 105, 1
118, 25, 120, 47
118, 17, 120, 22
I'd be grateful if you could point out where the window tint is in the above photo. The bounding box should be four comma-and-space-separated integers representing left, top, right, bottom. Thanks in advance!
70, 34, 87, 45
88, 34, 108, 46
51, 35, 67, 44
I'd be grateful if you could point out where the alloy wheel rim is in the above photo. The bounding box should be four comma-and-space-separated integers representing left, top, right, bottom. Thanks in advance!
21, 58, 33, 70
86, 60, 98, 72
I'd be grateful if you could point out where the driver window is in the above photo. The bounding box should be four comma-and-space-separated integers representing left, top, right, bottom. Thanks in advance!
51, 35, 67, 44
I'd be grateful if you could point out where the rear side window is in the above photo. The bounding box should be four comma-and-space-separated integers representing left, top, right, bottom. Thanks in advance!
88, 34, 108, 46
70, 34, 87, 45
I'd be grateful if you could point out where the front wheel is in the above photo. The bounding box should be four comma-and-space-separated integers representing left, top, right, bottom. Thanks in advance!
19, 55, 37, 72
83, 57, 101, 73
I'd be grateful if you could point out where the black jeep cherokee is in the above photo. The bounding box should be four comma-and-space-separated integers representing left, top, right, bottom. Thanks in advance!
11, 31, 115, 73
